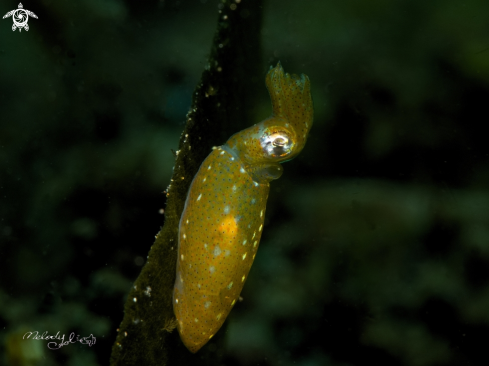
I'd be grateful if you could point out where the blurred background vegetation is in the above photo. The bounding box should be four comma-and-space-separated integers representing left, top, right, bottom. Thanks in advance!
1, 0, 489, 365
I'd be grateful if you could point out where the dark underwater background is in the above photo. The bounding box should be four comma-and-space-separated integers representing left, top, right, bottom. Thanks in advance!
1, 0, 489, 365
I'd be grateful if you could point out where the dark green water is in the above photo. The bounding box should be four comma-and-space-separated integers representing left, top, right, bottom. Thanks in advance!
1, 1, 489, 365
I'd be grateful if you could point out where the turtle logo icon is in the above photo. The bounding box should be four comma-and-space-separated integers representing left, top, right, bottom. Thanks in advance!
3, 3, 38, 32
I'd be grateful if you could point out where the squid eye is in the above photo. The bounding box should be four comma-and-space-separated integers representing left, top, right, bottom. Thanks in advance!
260, 130, 294, 158
272, 137, 287, 147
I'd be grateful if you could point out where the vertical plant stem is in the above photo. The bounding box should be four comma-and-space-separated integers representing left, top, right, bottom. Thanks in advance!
110, 1, 263, 364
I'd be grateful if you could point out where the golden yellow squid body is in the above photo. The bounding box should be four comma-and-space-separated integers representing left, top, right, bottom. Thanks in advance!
173, 63, 314, 352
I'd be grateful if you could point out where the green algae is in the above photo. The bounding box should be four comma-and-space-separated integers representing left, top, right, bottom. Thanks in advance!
109, 1, 263, 364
